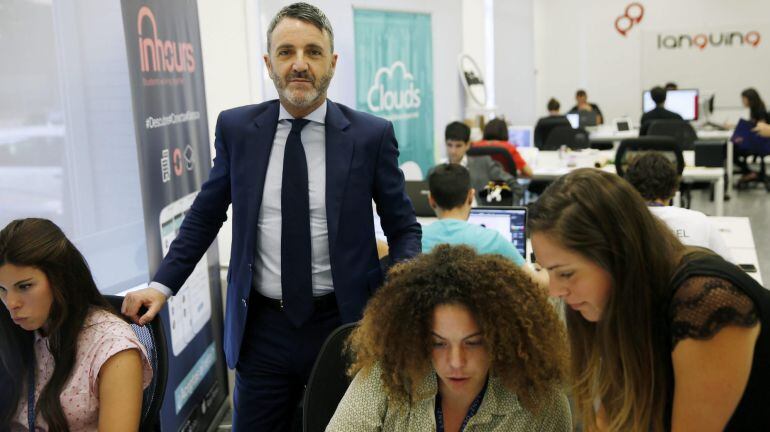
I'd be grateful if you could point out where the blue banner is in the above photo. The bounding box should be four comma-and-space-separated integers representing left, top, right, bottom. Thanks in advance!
354, 9, 435, 177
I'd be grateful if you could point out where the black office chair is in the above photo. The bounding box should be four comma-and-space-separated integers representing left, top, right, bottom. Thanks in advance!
303, 322, 357, 432
467, 145, 518, 176
615, 137, 684, 177
543, 125, 590, 151
104, 295, 168, 432
647, 119, 698, 150
534, 116, 571, 149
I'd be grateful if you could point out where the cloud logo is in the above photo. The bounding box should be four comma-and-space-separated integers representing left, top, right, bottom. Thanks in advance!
367, 61, 422, 113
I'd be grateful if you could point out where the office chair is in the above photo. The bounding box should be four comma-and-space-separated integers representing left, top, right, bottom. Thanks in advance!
647, 119, 698, 150
467, 144, 518, 176
615, 137, 684, 177
104, 295, 168, 432
303, 323, 358, 432
534, 116, 571, 149
543, 125, 590, 151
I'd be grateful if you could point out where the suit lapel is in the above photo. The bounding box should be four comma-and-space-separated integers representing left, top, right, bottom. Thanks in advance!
249, 101, 280, 218
324, 100, 354, 254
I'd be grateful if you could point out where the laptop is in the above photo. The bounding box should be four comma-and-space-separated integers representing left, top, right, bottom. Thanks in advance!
508, 125, 534, 148
467, 206, 528, 258
614, 117, 632, 132
405, 180, 435, 217
578, 110, 599, 127
694, 140, 726, 167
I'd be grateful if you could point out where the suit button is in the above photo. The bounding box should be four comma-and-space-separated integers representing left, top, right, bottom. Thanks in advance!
248, 264, 253, 272
242, 298, 248, 307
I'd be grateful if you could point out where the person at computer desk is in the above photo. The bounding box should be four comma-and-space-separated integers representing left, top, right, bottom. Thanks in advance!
624, 152, 733, 262
0, 219, 152, 431
326, 245, 571, 432
568, 89, 603, 125
444, 121, 524, 204
422, 163, 525, 265
530, 168, 770, 431
473, 118, 533, 178
736, 88, 769, 184
639, 86, 684, 135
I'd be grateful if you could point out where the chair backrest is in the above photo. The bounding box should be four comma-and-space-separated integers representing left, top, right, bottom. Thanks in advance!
303, 323, 357, 432
534, 116, 571, 149
615, 136, 684, 177
467, 144, 518, 176
104, 295, 168, 432
543, 125, 590, 151
647, 119, 698, 150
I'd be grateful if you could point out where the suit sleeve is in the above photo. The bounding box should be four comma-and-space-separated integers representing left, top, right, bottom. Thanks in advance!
486, 158, 524, 204
152, 112, 232, 294
373, 122, 422, 262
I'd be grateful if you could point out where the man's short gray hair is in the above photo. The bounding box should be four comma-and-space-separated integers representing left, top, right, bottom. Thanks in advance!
267, 2, 334, 53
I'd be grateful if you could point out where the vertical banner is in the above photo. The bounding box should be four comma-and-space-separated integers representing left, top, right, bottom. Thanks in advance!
120, 0, 227, 430
354, 9, 434, 177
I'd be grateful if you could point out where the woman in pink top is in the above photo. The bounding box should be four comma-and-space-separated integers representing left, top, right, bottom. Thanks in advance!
0, 219, 152, 431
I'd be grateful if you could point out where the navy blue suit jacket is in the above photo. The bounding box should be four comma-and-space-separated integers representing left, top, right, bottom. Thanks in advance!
153, 99, 421, 368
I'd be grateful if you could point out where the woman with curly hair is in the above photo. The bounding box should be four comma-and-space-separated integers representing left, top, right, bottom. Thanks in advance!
529, 168, 770, 431
326, 244, 571, 431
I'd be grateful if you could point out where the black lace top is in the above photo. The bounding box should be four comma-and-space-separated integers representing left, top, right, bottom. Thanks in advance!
670, 275, 759, 348
664, 254, 770, 431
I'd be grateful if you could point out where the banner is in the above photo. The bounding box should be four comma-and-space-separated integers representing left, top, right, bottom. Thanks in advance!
354, 9, 434, 177
120, 0, 228, 430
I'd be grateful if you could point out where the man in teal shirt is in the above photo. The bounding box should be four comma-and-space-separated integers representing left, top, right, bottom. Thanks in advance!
423, 163, 525, 266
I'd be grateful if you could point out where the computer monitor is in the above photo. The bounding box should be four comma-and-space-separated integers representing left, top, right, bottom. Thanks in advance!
508, 125, 533, 147
467, 206, 528, 258
566, 113, 579, 128
405, 180, 435, 217
643, 89, 699, 121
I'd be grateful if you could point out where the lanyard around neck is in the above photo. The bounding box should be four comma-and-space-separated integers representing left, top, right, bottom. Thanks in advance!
27, 353, 36, 431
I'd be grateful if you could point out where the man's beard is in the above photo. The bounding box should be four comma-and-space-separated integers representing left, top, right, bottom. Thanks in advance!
272, 68, 333, 108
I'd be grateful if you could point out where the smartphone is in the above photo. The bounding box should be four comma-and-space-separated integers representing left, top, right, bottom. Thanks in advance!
738, 263, 757, 273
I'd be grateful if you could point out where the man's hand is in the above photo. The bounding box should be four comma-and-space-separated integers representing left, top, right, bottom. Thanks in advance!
121, 287, 168, 326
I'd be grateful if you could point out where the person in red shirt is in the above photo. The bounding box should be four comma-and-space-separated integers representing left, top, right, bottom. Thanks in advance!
473, 118, 533, 178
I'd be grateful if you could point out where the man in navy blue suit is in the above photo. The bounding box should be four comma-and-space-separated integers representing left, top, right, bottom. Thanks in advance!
121, 3, 421, 430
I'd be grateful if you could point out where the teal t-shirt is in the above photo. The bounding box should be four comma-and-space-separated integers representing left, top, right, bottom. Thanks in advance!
421, 219, 526, 266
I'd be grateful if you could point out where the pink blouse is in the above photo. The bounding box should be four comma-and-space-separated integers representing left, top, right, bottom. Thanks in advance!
12, 308, 153, 431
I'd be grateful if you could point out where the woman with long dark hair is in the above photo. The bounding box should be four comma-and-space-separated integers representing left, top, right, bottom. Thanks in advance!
736, 88, 769, 184
529, 168, 770, 431
0, 219, 152, 431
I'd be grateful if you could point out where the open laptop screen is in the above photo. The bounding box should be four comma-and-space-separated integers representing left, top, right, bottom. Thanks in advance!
467, 206, 527, 258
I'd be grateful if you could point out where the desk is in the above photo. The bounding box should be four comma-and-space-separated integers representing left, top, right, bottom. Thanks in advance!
520, 148, 726, 216
710, 217, 764, 285
586, 126, 734, 196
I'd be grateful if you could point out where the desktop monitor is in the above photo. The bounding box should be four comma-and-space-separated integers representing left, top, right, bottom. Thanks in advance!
643, 89, 699, 121
467, 206, 528, 258
508, 126, 533, 147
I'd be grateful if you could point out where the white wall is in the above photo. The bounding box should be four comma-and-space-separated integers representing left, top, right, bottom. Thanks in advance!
534, 0, 770, 124
197, 0, 264, 266
493, 0, 536, 125
257, 0, 464, 161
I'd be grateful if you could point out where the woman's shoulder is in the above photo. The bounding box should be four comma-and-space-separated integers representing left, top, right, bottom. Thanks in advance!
81, 307, 134, 339
484, 378, 571, 431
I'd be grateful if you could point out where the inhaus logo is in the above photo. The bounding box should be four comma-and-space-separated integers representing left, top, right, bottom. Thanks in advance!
137, 6, 196, 73
657, 31, 761, 50
615, 3, 644, 37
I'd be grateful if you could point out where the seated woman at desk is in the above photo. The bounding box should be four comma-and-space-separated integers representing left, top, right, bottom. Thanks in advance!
530, 168, 770, 431
0, 218, 152, 431
735, 88, 769, 185
327, 245, 571, 431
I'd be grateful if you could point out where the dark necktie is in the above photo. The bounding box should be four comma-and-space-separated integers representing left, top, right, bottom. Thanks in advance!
281, 118, 313, 327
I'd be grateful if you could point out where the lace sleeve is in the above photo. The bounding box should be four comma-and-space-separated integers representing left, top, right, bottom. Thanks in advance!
670, 276, 759, 348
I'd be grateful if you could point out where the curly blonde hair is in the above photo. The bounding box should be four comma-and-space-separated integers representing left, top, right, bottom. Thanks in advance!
347, 244, 568, 411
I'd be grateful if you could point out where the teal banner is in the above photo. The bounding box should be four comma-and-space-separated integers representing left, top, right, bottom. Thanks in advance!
354, 9, 434, 177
